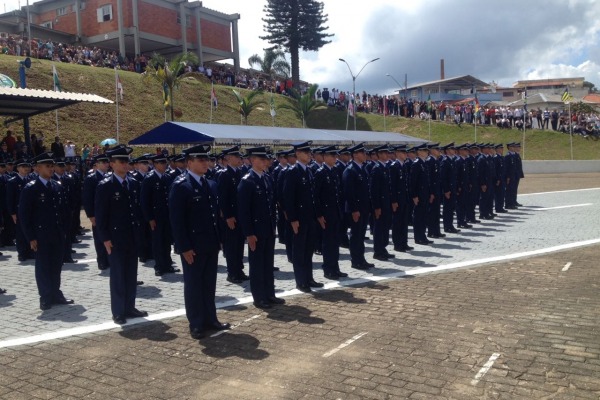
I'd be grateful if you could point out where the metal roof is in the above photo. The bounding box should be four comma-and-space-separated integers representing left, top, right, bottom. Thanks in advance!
128, 122, 427, 147
0, 87, 113, 123
405, 75, 489, 91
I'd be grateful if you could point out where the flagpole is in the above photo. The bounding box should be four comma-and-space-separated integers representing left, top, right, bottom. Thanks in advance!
210, 82, 214, 124
474, 114, 477, 143
55, 110, 59, 135
383, 96, 387, 131
115, 68, 120, 143
522, 92, 526, 160
569, 101, 573, 160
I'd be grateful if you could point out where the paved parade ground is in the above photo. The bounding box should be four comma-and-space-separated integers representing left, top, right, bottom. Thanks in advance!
0, 173, 599, 399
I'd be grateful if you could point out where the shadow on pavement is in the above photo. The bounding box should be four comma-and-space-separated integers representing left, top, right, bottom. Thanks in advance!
202, 332, 269, 360
137, 285, 163, 299
37, 304, 88, 322
118, 320, 178, 342
265, 304, 325, 325
312, 289, 367, 304
0, 293, 16, 307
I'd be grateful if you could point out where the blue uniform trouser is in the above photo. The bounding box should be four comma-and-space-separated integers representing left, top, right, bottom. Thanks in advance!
392, 201, 409, 247
152, 219, 172, 272
136, 224, 153, 260
321, 216, 340, 274
92, 225, 110, 267
495, 182, 505, 211
181, 249, 219, 331
249, 233, 275, 302
108, 242, 138, 317
35, 233, 65, 304
276, 207, 286, 244
412, 200, 427, 242
15, 221, 29, 258
442, 193, 456, 230
348, 211, 368, 265
373, 209, 391, 255
456, 190, 469, 225
479, 187, 492, 217
468, 187, 479, 221
427, 197, 442, 236
223, 223, 244, 278
291, 219, 316, 287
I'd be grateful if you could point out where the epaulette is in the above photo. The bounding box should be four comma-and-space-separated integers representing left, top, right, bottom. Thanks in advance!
174, 174, 186, 184
25, 180, 37, 188
241, 172, 251, 180
100, 176, 112, 184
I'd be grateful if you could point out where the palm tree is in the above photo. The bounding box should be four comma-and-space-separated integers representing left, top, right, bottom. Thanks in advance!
232, 89, 266, 125
143, 51, 200, 121
247, 47, 290, 79
277, 84, 325, 128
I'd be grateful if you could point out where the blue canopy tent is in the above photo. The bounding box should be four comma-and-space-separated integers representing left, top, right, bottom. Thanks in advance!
128, 122, 427, 147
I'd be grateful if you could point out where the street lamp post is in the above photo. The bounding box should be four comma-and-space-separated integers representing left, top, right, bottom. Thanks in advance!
339, 57, 380, 130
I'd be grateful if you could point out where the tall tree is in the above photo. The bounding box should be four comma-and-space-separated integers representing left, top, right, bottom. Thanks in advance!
142, 52, 200, 121
248, 47, 291, 79
277, 84, 325, 128
232, 89, 266, 125
261, 0, 333, 87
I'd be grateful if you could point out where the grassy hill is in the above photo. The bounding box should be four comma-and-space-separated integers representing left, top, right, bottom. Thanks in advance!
1, 54, 599, 160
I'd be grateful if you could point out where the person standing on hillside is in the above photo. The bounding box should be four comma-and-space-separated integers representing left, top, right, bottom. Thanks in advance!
51, 136, 65, 158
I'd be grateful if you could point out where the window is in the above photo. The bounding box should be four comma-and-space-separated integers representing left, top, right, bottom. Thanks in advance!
97, 4, 112, 22
56, 6, 68, 16
177, 12, 191, 27
73, 2, 86, 12
503, 91, 514, 98
40, 21, 53, 28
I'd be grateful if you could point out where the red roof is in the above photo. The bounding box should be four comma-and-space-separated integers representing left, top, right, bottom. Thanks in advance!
583, 93, 600, 104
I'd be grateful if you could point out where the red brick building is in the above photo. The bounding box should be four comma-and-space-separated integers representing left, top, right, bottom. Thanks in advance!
0, 0, 240, 69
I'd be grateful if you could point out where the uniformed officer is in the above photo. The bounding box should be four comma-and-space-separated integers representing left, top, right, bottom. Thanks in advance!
342, 143, 374, 270
333, 147, 352, 249
277, 149, 296, 263
505, 142, 524, 209
130, 154, 154, 262
95, 145, 147, 325
369, 144, 395, 260
19, 152, 74, 310
389, 145, 413, 252
466, 144, 481, 224
217, 145, 248, 284
477, 144, 495, 219
314, 145, 348, 279
83, 154, 111, 270
272, 150, 288, 245
283, 141, 323, 292
169, 144, 230, 339
0, 159, 13, 248
7, 158, 33, 261
425, 143, 445, 238
237, 146, 285, 309
409, 144, 433, 245
65, 158, 83, 242
167, 154, 186, 180
439, 143, 461, 233
455, 144, 473, 229
493, 144, 508, 213
140, 153, 178, 276
52, 158, 78, 263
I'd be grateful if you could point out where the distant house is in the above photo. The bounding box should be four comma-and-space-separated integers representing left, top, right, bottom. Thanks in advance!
0, 0, 240, 69
394, 75, 503, 103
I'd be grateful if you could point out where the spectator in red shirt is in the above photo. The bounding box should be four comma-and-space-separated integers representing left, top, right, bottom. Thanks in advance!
3, 129, 16, 154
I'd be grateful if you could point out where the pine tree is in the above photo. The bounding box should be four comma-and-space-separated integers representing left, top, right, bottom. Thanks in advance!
261, 0, 333, 87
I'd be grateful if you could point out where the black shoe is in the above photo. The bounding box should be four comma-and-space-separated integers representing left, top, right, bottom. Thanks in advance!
18, 257, 27, 262
55, 297, 74, 305
207, 321, 231, 331
496, 209, 508, 213
444, 228, 461, 233
336, 271, 348, 278
516, 202, 523, 206
415, 240, 434, 245
190, 327, 205, 339
457, 223, 472, 229
254, 300, 272, 309
268, 296, 286, 305
373, 254, 389, 261
324, 272, 340, 280
384, 252, 395, 259
308, 280, 324, 288
0, 288, 6, 294
72, 239, 82, 244
155, 270, 164, 276
468, 219, 481, 223
340, 242, 350, 249
364, 261, 375, 268
314, 250, 322, 255
126, 308, 148, 318
63, 259, 78, 264
136, 281, 144, 286
226, 276, 244, 284
40, 301, 52, 311
113, 315, 126, 325
480, 216, 493, 220
351, 263, 369, 270
98, 264, 109, 270
296, 285, 312, 293
165, 266, 180, 273
239, 273, 250, 281
428, 233, 446, 238
139, 258, 147, 263
505, 206, 517, 210
71, 250, 76, 254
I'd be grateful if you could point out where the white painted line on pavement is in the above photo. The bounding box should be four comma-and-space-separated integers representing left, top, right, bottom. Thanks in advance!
536, 203, 592, 211
322, 332, 368, 358
561, 262, 572, 272
2, 238, 600, 350
210, 314, 260, 338
520, 187, 600, 196
471, 353, 501, 385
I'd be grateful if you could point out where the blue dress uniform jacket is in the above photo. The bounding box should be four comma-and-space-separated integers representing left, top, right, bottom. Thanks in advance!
217, 166, 245, 279
439, 155, 458, 230
369, 161, 392, 256
140, 170, 173, 273
409, 158, 430, 242
455, 156, 471, 225
53, 172, 76, 261
95, 175, 143, 318
18, 178, 67, 305
493, 154, 506, 211
238, 169, 276, 302
314, 165, 343, 275
389, 160, 410, 249
466, 155, 479, 221
276, 165, 293, 259
425, 155, 442, 236
283, 163, 317, 287
169, 173, 221, 331
83, 170, 109, 268
7, 174, 31, 259
342, 160, 370, 265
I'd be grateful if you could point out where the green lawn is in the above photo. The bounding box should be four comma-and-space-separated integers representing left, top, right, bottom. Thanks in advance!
1, 55, 598, 160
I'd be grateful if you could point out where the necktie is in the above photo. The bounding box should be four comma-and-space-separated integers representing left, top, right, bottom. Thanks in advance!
122, 179, 128, 191
46, 181, 51, 190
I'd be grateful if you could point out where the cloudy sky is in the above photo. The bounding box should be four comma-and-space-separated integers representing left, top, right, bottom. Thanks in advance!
6, 0, 600, 94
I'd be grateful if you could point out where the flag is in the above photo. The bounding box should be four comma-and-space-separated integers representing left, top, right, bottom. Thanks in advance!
474, 94, 480, 114
427, 93, 432, 113
348, 98, 355, 117
523, 89, 527, 112
270, 95, 276, 117
211, 82, 218, 108
115, 68, 123, 101
561, 87, 574, 103
52, 64, 61, 92
163, 83, 169, 108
